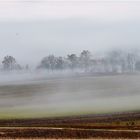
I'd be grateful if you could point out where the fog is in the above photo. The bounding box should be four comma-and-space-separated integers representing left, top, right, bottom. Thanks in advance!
0, 0, 140, 65
0, 72, 140, 118
1, 19, 140, 66
0, 0, 140, 118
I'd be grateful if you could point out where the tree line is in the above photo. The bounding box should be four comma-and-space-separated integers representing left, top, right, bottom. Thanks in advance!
2, 49, 140, 73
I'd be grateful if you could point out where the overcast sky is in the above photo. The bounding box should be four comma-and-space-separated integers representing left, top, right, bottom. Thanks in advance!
0, 0, 140, 65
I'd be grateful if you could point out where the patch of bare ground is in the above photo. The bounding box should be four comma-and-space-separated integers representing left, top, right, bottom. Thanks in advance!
1, 112, 140, 139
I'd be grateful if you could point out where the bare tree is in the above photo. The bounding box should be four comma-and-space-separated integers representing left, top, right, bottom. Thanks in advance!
127, 53, 136, 72
38, 55, 57, 71
55, 57, 65, 70
2, 56, 19, 71
80, 50, 91, 71
107, 50, 128, 73
67, 54, 78, 70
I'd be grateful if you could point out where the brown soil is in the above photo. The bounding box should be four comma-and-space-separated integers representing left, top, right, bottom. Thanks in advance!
1, 112, 140, 139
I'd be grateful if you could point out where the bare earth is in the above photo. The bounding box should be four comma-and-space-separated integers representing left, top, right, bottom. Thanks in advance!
1, 112, 140, 139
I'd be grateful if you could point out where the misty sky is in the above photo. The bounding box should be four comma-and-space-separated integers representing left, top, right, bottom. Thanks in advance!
0, 0, 140, 65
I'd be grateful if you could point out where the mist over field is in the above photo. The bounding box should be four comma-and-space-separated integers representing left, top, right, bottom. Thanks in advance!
0, 0, 140, 119
0, 70, 140, 118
